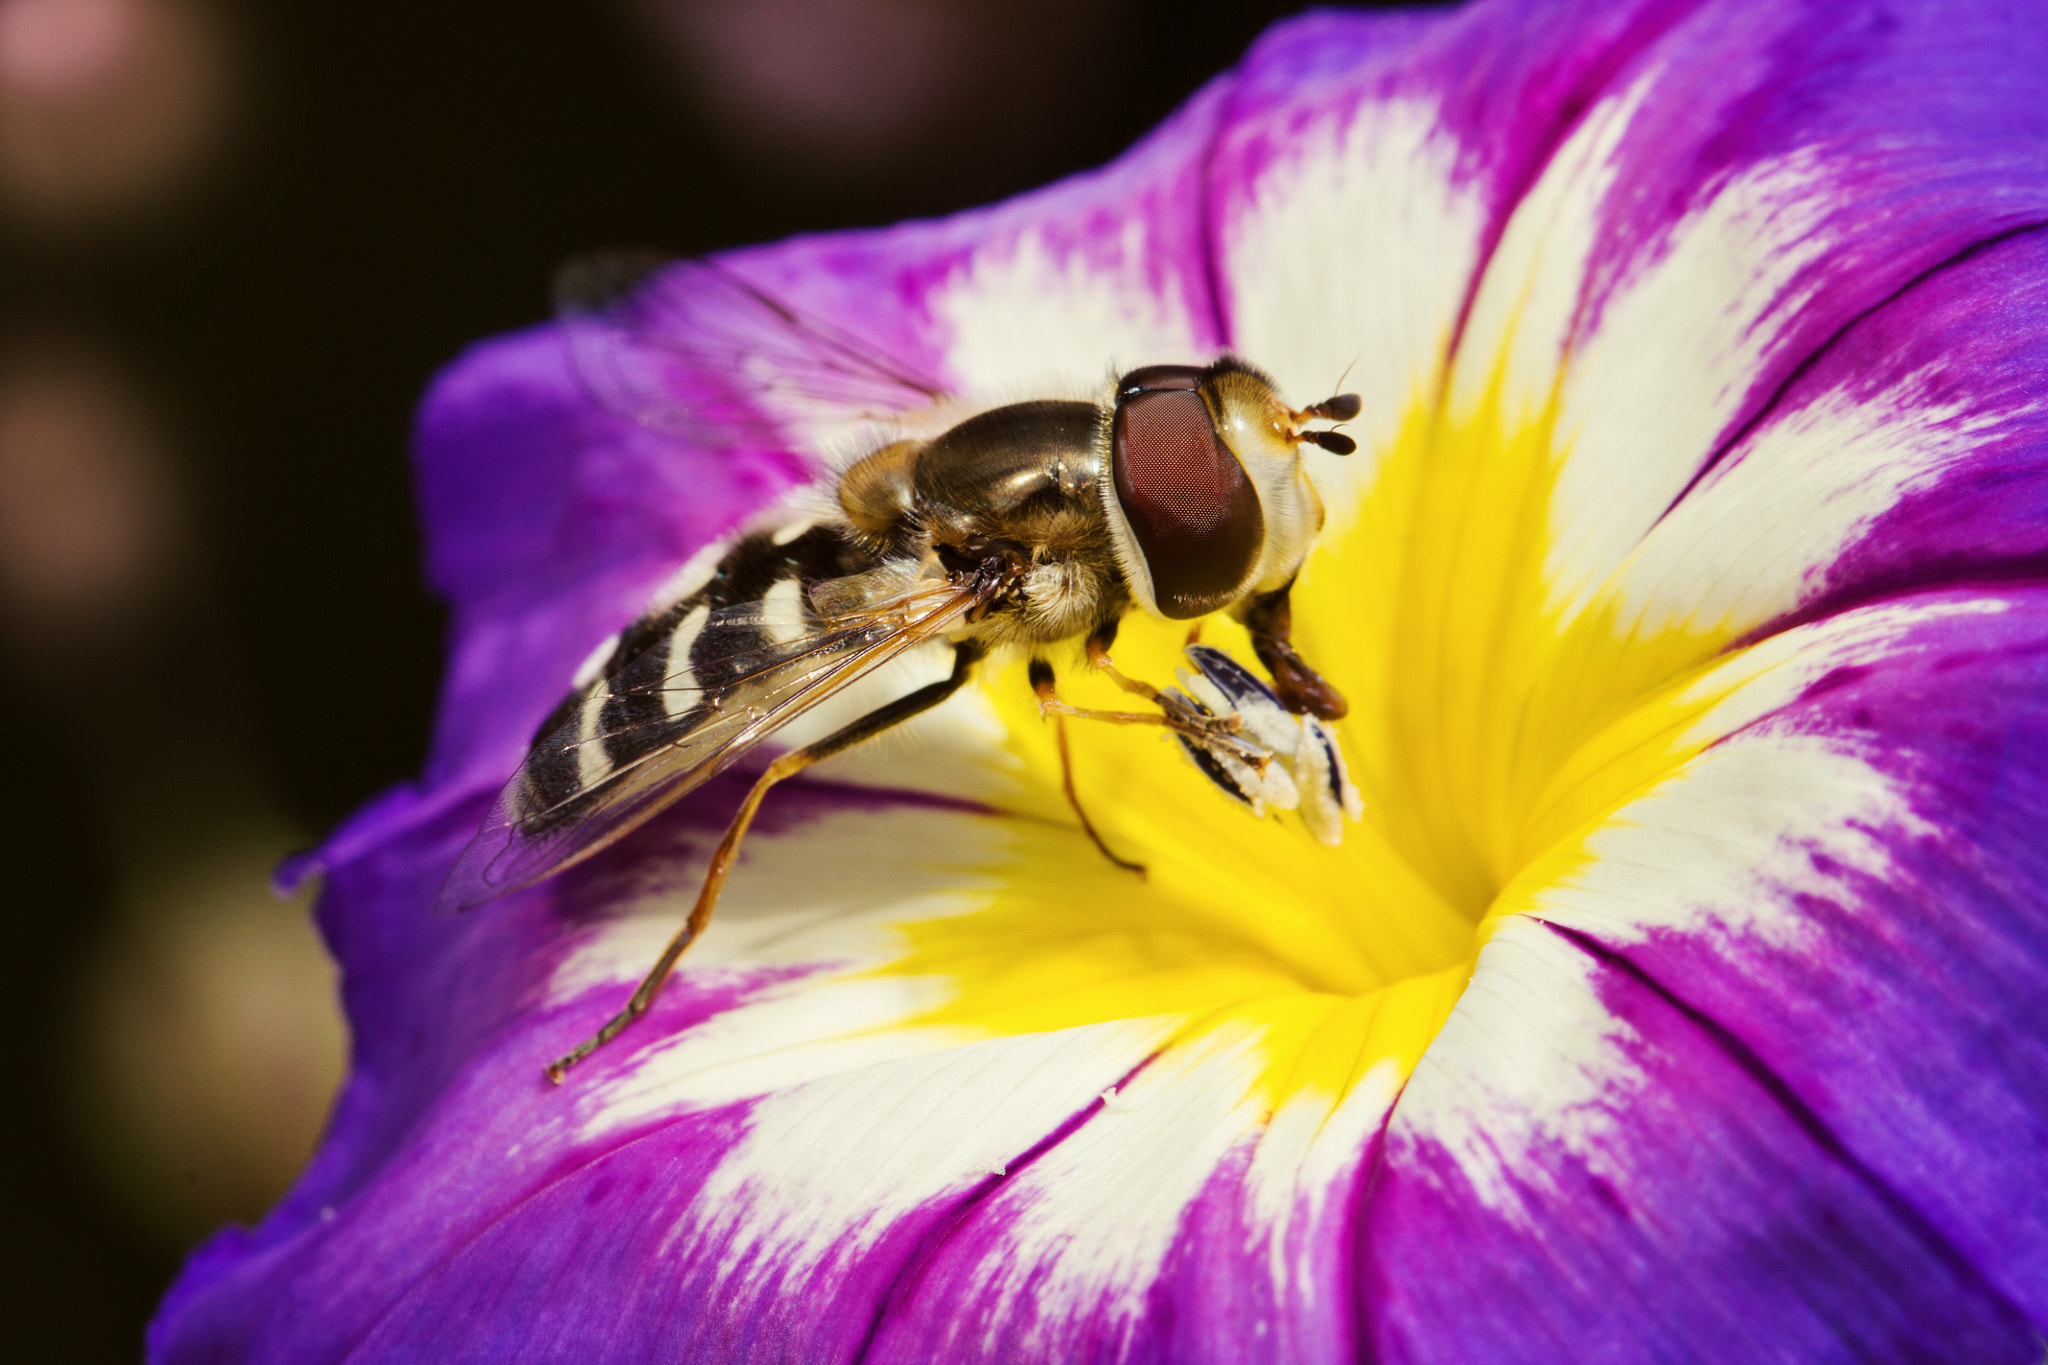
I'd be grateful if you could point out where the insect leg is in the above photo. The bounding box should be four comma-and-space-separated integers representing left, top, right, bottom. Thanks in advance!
1027, 659, 1145, 876
1082, 619, 1167, 704
1238, 579, 1348, 719
1033, 653, 1266, 772
545, 642, 984, 1084
1070, 622, 1261, 758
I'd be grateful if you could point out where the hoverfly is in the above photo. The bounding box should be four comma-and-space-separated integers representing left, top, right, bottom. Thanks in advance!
435, 255, 1365, 1082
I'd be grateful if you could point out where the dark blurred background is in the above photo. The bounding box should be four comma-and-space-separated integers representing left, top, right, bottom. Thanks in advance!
0, 0, 1343, 1355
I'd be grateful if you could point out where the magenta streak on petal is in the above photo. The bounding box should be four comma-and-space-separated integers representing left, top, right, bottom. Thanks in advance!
1190, 82, 1233, 349
150, 1005, 774, 1360
1563, 589, 2048, 1324
1568, 0, 2048, 464
847, 1053, 1164, 1365
1736, 560, 2048, 658
335, 1105, 761, 1358
1659, 220, 2048, 532
321, 1051, 1181, 1362
330, 1091, 762, 1361
1353, 927, 2040, 1364
1207, 0, 1704, 361
348, 1096, 770, 1365
1132, 1094, 1389, 1364
855, 1054, 1209, 1365
1539, 918, 2026, 1325
1700, 228, 2048, 652
1421, 0, 1703, 374
1341, 1073, 1409, 1365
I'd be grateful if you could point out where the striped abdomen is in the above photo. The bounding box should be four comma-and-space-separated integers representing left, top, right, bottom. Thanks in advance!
515, 520, 870, 835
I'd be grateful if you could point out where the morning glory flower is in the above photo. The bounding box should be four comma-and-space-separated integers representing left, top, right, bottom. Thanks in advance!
154, 0, 2048, 1359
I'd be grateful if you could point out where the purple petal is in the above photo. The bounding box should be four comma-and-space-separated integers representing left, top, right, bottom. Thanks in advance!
1362, 917, 2036, 1364
156, 1, 2048, 1361
1527, 589, 2048, 1327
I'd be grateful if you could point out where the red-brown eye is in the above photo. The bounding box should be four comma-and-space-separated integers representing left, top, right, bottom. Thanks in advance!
1111, 381, 1264, 619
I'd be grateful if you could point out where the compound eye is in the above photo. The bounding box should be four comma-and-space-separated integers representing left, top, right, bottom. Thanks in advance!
1111, 388, 1264, 619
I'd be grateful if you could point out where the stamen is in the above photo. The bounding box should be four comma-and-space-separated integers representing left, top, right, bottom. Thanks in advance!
1169, 644, 1364, 837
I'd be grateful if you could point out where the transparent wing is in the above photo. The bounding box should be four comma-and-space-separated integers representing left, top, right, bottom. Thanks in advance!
435, 574, 988, 914
556, 252, 950, 448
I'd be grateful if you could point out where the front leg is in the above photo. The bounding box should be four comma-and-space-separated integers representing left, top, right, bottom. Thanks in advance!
1239, 579, 1347, 719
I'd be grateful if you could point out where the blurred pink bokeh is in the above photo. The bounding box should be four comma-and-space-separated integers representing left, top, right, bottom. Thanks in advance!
0, 347, 172, 629
633, 0, 1104, 176
0, 0, 228, 224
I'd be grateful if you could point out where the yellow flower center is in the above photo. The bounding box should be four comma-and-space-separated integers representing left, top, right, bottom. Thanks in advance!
887, 357, 1753, 1110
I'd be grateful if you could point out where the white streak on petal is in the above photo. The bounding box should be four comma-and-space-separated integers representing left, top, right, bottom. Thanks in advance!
1526, 598, 1993, 957
1540, 736, 1932, 957
1544, 150, 1835, 622
1395, 917, 1642, 1217
547, 806, 1015, 1131
666, 1021, 1177, 1280
585, 984, 970, 1129
1609, 385, 2009, 638
1665, 594, 2011, 751
1244, 1059, 1402, 1287
1225, 99, 1483, 528
930, 228, 1206, 402
1446, 75, 1869, 629
779, 649, 1020, 803
963, 1022, 1274, 1346
1449, 83, 1651, 434
552, 806, 1002, 985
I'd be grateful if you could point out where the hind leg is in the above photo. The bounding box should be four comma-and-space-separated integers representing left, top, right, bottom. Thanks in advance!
1027, 658, 1146, 876
546, 642, 984, 1083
